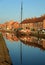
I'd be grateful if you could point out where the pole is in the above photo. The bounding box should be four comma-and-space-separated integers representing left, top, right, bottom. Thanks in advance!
20, 0, 23, 28
20, 0, 23, 64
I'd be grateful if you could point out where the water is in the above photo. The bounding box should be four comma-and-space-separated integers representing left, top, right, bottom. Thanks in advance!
1, 32, 45, 65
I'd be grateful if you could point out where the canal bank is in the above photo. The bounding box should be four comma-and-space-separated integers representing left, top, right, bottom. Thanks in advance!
0, 33, 12, 65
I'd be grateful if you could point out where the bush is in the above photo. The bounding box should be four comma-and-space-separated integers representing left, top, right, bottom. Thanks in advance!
31, 28, 35, 31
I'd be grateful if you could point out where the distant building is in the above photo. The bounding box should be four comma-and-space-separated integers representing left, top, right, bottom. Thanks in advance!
0, 20, 20, 31
21, 15, 45, 31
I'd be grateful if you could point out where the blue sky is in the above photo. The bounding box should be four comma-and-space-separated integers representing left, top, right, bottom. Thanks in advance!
0, 0, 45, 23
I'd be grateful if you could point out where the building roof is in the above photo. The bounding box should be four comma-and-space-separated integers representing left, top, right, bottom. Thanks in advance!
21, 15, 45, 24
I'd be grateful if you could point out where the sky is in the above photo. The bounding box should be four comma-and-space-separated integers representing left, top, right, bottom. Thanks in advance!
0, 0, 45, 23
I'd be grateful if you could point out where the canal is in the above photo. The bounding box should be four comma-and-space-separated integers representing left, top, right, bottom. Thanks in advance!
1, 32, 45, 65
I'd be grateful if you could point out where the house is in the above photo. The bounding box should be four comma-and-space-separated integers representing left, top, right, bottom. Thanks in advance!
21, 18, 33, 30
2, 20, 20, 31
21, 15, 45, 31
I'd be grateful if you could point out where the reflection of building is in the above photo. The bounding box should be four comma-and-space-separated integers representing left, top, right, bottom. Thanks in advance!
2, 32, 19, 42
1, 31, 45, 50
19, 36, 45, 50
41, 39, 45, 48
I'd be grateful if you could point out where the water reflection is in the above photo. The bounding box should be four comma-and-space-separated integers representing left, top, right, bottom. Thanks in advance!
0, 31, 45, 65
2, 32, 19, 42
19, 36, 45, 50
1, 32, 45, 51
